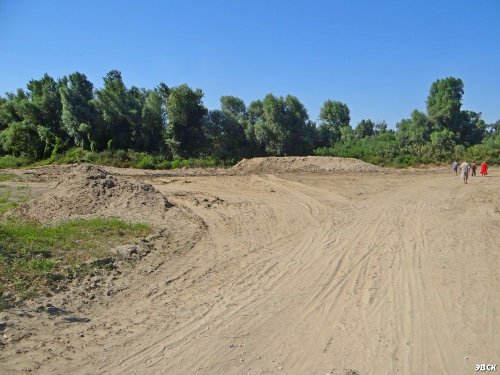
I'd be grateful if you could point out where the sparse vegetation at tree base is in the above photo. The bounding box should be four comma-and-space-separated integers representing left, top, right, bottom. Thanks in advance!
34, 148, 226, 169
0, 149, 230, 170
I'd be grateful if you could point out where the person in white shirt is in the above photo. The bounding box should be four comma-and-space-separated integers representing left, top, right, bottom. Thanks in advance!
460, 160, 470, 184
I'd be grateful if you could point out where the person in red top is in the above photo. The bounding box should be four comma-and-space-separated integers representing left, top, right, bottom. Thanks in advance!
480, 161, 488, 177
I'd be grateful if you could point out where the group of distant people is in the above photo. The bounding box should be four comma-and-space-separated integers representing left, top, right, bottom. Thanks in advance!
451, 160, 488, 184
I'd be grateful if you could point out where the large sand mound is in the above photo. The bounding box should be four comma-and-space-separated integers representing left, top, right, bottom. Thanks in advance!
16, 164, 172, 224
231, 156, 383, 173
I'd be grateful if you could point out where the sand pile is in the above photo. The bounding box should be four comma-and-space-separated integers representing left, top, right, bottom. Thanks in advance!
231, 156, 383, 173
16, 164, 173, 224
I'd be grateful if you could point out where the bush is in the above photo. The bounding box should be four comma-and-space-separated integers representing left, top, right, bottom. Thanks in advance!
464, 133, 500, 164
0, 121, 44, 160
0, 155, 28, 168
135, 154, 156, 169
314, 133, 410, 166
1, 146, 240, 171
156, 160, 172, 169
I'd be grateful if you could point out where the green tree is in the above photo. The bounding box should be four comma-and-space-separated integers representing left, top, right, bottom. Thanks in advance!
317, 100, 350, 146
339, 125, 354, 142
252, 94, 314, 156
95, 70, 133, 150
487, 120, 500, 134
374, 121, 388, 135
36, 125, 59, 158
425, 77, 487, 146
59, 72, 97, 149
164, 84, 207, 157
157, 82, 170, 99
26, 73, 63, 136
247, 100, 263, 123
0, 120, 43, 160
242, 100, 265, 156
0, 90, 28, 130
0, 97, 5, 132
355, 119, 375, 139
140, 89, 165, 153
396, 110, 434, 145
203, 110, 248, 159
127, 86, 148, 150
458, 110, 486, 146
220, 96, 247, 119
426, 77, 464, 133
429, 129, 456, 160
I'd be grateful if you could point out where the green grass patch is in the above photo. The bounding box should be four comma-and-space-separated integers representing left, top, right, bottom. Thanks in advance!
0, 197, 18, 214
0, 217, 151, 301
0, 173, 21, 182
0, 183, 30, 214
0, 155, 29, 168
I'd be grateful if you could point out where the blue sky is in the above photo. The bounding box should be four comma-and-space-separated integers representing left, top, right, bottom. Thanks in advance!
1, 0, 499, 128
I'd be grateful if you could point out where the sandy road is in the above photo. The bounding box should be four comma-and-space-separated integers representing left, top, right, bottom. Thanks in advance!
1, 167, 499, 374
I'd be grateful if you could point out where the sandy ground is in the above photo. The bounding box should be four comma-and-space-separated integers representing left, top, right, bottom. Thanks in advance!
0, 159, 499, 375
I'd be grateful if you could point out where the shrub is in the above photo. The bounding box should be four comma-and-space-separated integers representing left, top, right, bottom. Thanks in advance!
0, 155, 28, 168
135, 154, 155, 169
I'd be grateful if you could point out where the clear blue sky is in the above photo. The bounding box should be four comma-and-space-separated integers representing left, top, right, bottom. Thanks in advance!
1, 0, 499, 128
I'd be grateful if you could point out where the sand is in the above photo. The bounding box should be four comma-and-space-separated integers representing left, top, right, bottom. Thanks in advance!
232, 156, 383, 173
13, 164, 173, 224
0, 158, 498, 375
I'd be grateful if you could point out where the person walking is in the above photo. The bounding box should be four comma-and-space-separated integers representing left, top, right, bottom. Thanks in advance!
471, 161, 476, 176
480, 161, 488, 177
452, 160, 458, 176
460, 160, 470, 184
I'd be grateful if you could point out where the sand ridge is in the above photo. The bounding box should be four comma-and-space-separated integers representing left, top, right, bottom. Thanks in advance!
231, 156, 384, 173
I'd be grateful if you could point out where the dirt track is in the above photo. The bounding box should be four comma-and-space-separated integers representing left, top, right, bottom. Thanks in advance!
1, 161, 499, 374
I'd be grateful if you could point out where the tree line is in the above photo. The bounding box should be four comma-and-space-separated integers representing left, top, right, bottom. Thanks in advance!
0, 71, 498, 166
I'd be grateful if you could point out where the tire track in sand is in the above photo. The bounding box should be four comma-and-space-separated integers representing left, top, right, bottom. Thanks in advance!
14, 171, 499, 375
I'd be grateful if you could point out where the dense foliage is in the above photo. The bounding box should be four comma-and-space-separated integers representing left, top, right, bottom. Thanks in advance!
0, 72, 498, 167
